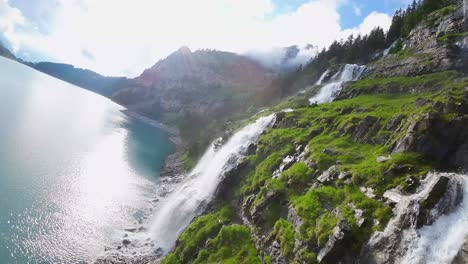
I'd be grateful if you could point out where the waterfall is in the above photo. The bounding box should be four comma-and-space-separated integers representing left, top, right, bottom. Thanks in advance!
309, 64, 365, 105
315, 69, 330, 85
362, 173, 467, 263
148, 114, 275, 251
401, 175, 468, 264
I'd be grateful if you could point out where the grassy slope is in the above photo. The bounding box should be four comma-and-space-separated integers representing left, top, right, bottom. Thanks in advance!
161, 69, 468, 263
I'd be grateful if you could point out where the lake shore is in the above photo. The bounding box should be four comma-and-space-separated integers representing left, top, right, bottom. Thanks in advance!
122, 109, 187, 178
93, 110, 189, 263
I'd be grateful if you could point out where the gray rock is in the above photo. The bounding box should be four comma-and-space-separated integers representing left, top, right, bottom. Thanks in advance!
322, 148, 339, 156
385, 115, 405, 131
317, 165, 340, 183
317, 220, 352, 263
452, 237, 468, 264
376, 155, 392, 163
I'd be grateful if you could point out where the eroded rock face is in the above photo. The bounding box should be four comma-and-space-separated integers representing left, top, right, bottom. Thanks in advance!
392, 113, 468, 168
317, 220, 352, 263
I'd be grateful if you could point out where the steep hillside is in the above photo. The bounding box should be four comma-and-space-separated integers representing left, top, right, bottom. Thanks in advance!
0, 43, 127, 96
30, 62, 129, 96
160, 1, 468, 264
0, 42, 16, 60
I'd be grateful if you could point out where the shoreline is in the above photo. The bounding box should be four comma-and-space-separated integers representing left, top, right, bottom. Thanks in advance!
122, 109, 187, 178
92, 110, 188, 263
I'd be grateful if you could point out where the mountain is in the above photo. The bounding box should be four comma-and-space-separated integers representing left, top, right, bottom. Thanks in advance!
112, 47, 276, 159
30, 62, 129, 96
0, 43, 127, 96
0, 42, 15, 60
157, 1, 468, 264
114, 47, 274, 118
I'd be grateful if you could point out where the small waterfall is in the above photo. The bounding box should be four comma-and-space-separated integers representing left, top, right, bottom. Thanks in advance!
362, 173, 466, 263
309, 64, 365, 105
148, 114, 275, 251
315, 69, 330, 85
401, 175, 468, 264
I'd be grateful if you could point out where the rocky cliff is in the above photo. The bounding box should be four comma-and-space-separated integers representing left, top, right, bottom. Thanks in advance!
367, 4, 466, 77
160, 2, 468, 264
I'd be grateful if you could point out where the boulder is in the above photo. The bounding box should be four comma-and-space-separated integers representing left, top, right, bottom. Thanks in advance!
317, 165, 340, 183
376, 155, 392, 163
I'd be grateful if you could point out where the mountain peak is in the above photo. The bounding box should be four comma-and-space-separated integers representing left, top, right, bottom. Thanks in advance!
177, 46, 192, 54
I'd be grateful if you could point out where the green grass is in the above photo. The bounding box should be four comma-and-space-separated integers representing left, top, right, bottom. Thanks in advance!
193, 225, 261, 264
165, 69, 468, 263
161, 206, 234, 264
437, 32, 468, 42
271, 219, 295, 259
292, 185, 390, 249
347, 71, 459, 94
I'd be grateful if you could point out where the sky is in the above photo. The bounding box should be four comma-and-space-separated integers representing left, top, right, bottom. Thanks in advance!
0, 0, 412, 77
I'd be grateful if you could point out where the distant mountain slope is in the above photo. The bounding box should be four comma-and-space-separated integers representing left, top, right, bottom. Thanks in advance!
31, 62, 128, 96
0, 43, 127, 96
0, 42, 16, 60
112, 47, 275, 160
114, 47, 274, 120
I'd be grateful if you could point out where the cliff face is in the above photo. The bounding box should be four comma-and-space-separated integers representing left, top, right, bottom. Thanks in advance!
367, 4, 466, 78
161, 2, 468, 264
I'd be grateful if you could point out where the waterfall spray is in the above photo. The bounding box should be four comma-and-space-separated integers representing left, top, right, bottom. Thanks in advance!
401, 175, 468, 264
148, 114, 275, 251
362, 173, 467, 264
309, 64, 365, 105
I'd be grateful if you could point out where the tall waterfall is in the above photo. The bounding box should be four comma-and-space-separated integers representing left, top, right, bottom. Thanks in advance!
148, 114, 275, 251
309, 64, 365, 105
401, 175, 468, 264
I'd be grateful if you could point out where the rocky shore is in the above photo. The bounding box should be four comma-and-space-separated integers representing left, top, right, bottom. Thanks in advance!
94, 110, 188, 264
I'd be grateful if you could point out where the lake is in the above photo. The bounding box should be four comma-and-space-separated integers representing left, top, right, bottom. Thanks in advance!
0, 56, 173, 263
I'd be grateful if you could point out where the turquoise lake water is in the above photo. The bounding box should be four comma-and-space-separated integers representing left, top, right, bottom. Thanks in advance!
0, 57, 173, 263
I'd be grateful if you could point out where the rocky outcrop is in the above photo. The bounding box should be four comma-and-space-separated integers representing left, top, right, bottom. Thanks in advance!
367, 3, 465, 78
317, 220, 352, 263
391, 113, 468, 168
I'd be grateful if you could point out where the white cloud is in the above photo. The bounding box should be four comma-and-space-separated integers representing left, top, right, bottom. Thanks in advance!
0, 0, 25, 51
341, 11, 392, 39
1, 0, 393, 77
353, 3, 362, 16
